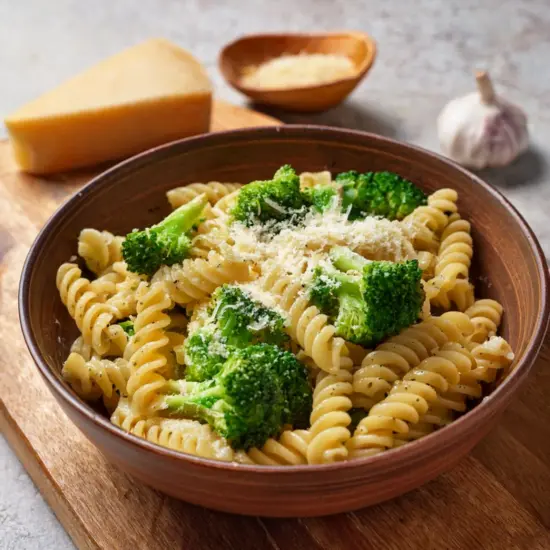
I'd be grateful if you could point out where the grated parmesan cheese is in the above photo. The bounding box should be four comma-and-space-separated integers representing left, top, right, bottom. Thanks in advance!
229, 206, 417, 284
241, 53, 356, 90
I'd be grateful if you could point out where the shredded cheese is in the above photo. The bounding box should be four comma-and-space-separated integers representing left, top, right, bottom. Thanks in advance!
241, 53, 356, 90
229, 206, 417, 284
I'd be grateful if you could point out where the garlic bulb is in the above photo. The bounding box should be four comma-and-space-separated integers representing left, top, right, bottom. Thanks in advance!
437, 71, 528, 169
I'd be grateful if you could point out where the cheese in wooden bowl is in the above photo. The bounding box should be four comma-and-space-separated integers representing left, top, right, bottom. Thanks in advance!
4, 39, 212, 174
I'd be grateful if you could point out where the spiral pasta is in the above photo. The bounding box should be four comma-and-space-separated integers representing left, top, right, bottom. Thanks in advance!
56, 263, 118, 355
417, 250, 436, 280
212, 189, 241, 217
88, 270, 121, 299
307, 369, 354, 464
467, 336, 515, 383
151, 250, 252, 306
405, 188, 458, 252
261, 265, 351, 374
166, 182, 242, 210
247, 430, 312, 465
347, 340, 474, 458
105, 324, 130, 356
111, 398, 247, 462
78, 228, 124, 275
352, 312, 474, 411
70, 335, 92, 361
465, 299, 504, 344
124, 282, 173, 416
189, 220, 234, 259
62, 352, 131, 411
426, 213, 474, 311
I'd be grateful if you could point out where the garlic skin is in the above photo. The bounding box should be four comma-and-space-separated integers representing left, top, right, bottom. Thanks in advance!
437, 71, 528, 169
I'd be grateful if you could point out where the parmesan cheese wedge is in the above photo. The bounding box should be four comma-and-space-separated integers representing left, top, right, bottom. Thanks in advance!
4, 38, 212, 174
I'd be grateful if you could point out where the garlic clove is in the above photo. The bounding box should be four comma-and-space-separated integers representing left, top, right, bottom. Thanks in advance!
437, 71, 528, 170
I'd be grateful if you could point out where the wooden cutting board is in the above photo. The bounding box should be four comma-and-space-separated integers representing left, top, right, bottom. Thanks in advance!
1, 100, 549, 550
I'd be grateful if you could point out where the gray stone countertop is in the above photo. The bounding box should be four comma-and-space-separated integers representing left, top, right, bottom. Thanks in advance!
1, 1, 549, 548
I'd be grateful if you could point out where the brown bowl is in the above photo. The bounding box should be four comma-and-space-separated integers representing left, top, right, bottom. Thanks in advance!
19, 126, 549, 517
219, 32, 376, 112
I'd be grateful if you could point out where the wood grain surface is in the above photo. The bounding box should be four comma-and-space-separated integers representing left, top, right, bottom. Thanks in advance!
1, 101, 549, 549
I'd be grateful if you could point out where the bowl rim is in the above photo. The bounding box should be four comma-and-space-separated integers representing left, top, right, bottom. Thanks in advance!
218, 31, 377, 94
19, 124, 550, 475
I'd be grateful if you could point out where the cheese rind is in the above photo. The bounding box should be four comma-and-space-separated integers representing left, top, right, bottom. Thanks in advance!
5, 39, 212, 174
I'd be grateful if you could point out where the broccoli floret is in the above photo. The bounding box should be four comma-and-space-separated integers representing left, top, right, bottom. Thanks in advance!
335, 170, 427, 220
183, 328, 228, 383
165, 344, 311, 450
230, 165, 306, 228
268, 345, 312, 428
183, 285, 289, 382
122, 194, 208, 276
117, 320, 135, 336
211, 285, 288, 348
301, 184, 339, 213
309, 246, 424, 346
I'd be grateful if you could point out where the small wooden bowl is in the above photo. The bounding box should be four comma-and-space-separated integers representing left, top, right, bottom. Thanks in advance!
219, 32, 376, 112
19, 126, 549, 517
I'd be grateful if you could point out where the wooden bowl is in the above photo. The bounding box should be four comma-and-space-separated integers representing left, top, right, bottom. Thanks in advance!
19, 126, 549, 517
219, 32, 376, 112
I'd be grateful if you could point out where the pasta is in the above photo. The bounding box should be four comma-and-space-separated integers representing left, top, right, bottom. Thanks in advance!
468, 336, 514, 383
211, 189, 241, 217
57, 167, 514, 467
152, 250, 253, 305
405, 188, 458, 252
104, 262, 142, 318
247, 430, 311, 465
124, 282, 174, 416
307, 369, 354, 464
425, 213, 474, 311
348, 341, 473, 458
261, 263, 352, 374
56, 263, 119, 355
62, 352, 131, 412
111, 398, 248, 462
352, 312, 474, 411
189, 219, 233, 259
166, 182, 242, 210
465, 299, 504, 344
77, 228, 124, 275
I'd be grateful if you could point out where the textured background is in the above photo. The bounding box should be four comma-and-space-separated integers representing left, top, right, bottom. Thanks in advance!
1, 0, 549, 548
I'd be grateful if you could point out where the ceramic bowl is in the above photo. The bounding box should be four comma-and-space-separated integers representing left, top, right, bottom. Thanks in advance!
19, 125, 549, 517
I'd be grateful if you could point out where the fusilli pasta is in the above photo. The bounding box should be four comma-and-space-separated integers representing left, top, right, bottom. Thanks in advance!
78, 228, 124, 275
347, 340, 474, 458
405, 188, 458, 252
124, 282, 173, 415
425, 213, 474, 311
56, 263, 118, 355
57, 168, 514, 467
167, 182, 242, 209
111, 398, 247, 462
352, 312, 474, 411
307, 369, 354, 464
62, 352, 130, 411
247, 430, 312, 465
261, 264, 352, 373
465, 299, 504, 344
152, 250, 252, 306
